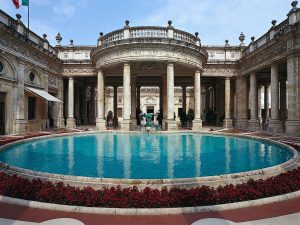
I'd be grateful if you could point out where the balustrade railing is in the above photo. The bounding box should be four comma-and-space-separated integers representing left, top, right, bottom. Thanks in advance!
0, 10, 57, 55
174, 29, 198, 45
100, 26, 199, 47
244, 18, 290, 55
102, 29, 124, 44
130, 27, 167, 38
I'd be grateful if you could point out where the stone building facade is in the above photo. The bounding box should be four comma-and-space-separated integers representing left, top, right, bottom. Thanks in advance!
1, 2, 300, 135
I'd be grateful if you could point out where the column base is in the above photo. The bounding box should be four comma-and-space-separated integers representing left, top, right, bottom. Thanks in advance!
66, 117, 76, 129
121, 119, 132, 131
235, 119, 248, 129
248, 119, 260, 131
285, 120, 300, 135
15, 119, 27, 134
269, 119, 283, 133
56, 117, 65, 128
223, 118, 233, 129
96, 118, 106, 131
192, 119, 202, 131
130, 119, 137, 131
164, 119, 177, 131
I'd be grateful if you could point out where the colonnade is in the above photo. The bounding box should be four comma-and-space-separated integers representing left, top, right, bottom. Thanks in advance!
66, 62, 206, 131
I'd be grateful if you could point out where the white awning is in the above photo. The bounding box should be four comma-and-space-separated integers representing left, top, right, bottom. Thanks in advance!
25, 87, 63, 103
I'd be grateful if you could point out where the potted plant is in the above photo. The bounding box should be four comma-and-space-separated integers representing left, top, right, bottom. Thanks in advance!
107, 111, 113, 126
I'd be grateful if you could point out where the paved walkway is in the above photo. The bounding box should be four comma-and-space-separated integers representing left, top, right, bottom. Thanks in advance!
0, 196, 299, 225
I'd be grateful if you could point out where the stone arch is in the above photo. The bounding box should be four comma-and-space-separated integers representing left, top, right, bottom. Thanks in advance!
0, 55, 17, 80
25, 68, 43, 87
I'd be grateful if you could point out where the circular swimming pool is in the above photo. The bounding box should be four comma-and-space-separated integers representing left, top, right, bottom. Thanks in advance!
0, 133, 294, 180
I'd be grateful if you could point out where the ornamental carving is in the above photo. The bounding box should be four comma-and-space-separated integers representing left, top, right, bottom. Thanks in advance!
63, 68, 96, 75
202, 68, 237, 77
48, 76, 57, 87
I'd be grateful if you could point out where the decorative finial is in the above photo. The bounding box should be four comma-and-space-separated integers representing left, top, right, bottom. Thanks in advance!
16, 14, 21, 20
195, 32, 199, 37
43, 33, 47, 40
168, 20, 172, 26
69, 39, 74, 46
55, 32, 62, 46
125, 20, 130, 26
100, 32, 103, 37
239, 32, 245, 46
225, 39, 229, 47
291, 1, 298, 8
271, 20, 277, 26
251, 36, 255, 44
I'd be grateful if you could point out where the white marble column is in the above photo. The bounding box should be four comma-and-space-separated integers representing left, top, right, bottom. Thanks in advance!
162, 74, 167, 117
56, 79, 65, 128
131, 75, 137, 129
74, 84, 80, 126
264, 84, 270, 127
96, 69, 106, 130
224, 77, 232, 128
236, 76, 248, 128
66, 77, 76, 128
121, 63, 132, 130
248, 72, 260, 130
14, 61, 27, 133
269, 64, 282, 132
258, 85, 263, 128
286, 56, 300, 134
193, 69, 202, 130
165, 63, 177, 130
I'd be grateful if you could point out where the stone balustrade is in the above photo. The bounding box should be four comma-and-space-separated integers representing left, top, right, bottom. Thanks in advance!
244, 19, 289, 55
0, 9, 57, 55
99, 24, 200, 49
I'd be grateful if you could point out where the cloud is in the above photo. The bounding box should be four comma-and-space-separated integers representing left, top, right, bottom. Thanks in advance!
52, 0, 75, 18
51, 0, 87, 18
134, 0, 291, 45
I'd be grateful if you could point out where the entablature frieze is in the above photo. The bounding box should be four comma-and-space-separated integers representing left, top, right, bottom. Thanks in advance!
91, 43, 207, 70
202, 64, 238, 77
62, 65, 97, 77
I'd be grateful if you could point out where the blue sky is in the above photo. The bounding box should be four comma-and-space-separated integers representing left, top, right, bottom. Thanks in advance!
1, 0, 292, 46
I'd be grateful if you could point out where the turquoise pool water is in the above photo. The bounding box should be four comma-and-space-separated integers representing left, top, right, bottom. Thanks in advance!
0, 133, 293, 179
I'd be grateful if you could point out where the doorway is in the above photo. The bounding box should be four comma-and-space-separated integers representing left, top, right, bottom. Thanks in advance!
0, 92, 6, 135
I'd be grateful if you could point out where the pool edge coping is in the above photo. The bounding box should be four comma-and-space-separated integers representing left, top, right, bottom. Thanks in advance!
0, 130, 299, 189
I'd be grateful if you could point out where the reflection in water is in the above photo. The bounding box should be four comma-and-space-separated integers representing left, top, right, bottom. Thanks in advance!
123, 135, 131, 178
194, 135, 201, 177
225, 137, 231, 173
0, 134, 293, 179
67, 137, 74, 174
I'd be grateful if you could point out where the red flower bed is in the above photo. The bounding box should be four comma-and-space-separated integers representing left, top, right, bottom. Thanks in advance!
0, 167, 299, 208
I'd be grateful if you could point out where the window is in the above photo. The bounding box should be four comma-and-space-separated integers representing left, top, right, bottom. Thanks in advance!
0, 61, 3, 73
29, 72, 35, 82
117, 108, 123, 117
28, 97, 36, 120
